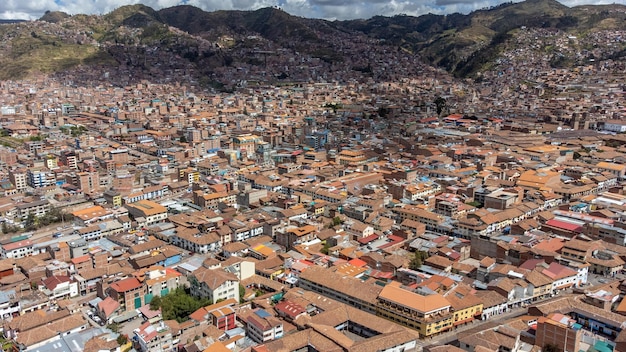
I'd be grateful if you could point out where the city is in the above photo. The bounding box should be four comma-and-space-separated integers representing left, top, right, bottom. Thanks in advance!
0, 2, 624, 352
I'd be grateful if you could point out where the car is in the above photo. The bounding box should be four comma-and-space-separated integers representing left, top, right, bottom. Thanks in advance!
52, 233, 63, 238
87, 311, 93, 317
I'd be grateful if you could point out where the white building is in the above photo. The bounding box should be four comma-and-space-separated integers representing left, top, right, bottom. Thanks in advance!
246, 309, 284, 343
1, 240, 35, 259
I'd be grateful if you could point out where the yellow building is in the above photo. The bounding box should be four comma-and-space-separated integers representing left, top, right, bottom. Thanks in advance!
376, 281, 453, 337
232, 134, 260, 158
45, 155, 58, 170
179, 167, 200, 184
125, 200, 168, 226
445, 284, 484, 327
336, 149, 367, 165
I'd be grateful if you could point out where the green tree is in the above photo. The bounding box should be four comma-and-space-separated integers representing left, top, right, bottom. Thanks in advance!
239, 284, 246, 302
149, 295, 162, 310
320, 242, 331, 255
116, 334, 128, 345
179, 135, 188, 143
107, 323, 120, 333
24, 213, 36, 231
155, 287, 211, 323
409, 251, 428, 271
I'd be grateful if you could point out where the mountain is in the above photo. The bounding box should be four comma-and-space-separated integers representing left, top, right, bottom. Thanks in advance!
0, 0, 624, 82
338, 0, 626, 76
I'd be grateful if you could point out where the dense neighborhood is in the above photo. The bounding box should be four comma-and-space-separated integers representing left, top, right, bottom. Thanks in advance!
0, 6, 624, 352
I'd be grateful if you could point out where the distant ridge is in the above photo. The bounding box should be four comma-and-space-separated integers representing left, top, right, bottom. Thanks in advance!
0, 0, 624, 80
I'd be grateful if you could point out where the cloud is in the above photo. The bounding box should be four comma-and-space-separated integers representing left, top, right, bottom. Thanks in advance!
0, 0, 623, 21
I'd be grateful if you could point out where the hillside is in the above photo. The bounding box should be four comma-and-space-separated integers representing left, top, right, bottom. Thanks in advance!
0, 0, 624, 82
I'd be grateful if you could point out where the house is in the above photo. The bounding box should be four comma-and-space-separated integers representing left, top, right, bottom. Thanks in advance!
273, 300, 306, 322
246, 309, 284, 343
1, 240, 35, 259
171, 227, 221, 254
107, 277, 146, 312
190, 298, 238, 330
137, 266, 183, 299
445, 284, 483, 327
125, 200, 168, 226
134, 321, 174, 352
0, 289, 20, 319
189, 267, 240, 303
276, 224, 318, 251
97, 296, 121, 322
40, 275, 79, 299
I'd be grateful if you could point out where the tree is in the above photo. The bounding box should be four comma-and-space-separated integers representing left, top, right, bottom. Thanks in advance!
434, 96, 447, 116
239, 284, 246, 302
320, 242, 331, 255
116, 334, 128, 345
24, 213, 36, 231
179, 135, 188, 143
107, 323, 120, 333
154, 287, 211, 323
409, 251, 428, 271
149, 295, 162, 310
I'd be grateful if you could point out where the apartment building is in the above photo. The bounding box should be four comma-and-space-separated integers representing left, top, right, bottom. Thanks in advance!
189, 267, 240, 304
376, 281, 453, 337
125, 200, 168, 226
298, 266, 382, 314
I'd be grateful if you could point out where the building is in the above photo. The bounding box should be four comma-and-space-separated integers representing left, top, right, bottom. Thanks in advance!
171, 227, 221, 254
103, 189, 122, 207
9, 169, 27, 192
535, 313, 582, 352
40, 275, 79, 299
76, 171, 100, 193
190, 298, 238, 330
125, 200, 168, 226
134, 321, 174, 352
246, 309, 284, 343
376, 281, 453, 337
17, 199, 51, 220
108, 277, 146, 312
141, 267, 183, 300
233, 134, 260, 158
26, 168, 56, 188
189, 267, 240, 304
298, 266, 382, 314
1, 240, 35, 259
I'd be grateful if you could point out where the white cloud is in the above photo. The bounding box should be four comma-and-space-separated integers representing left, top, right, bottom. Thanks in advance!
0, 0, 623, 21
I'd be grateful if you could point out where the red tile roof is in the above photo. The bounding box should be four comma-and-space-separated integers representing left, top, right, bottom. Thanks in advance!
109, 277, 142, 292
347, 258, 367, 268
274, 300, 305, 319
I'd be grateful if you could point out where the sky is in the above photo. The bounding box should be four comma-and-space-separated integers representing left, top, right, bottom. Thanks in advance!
0, 0, 624, 21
